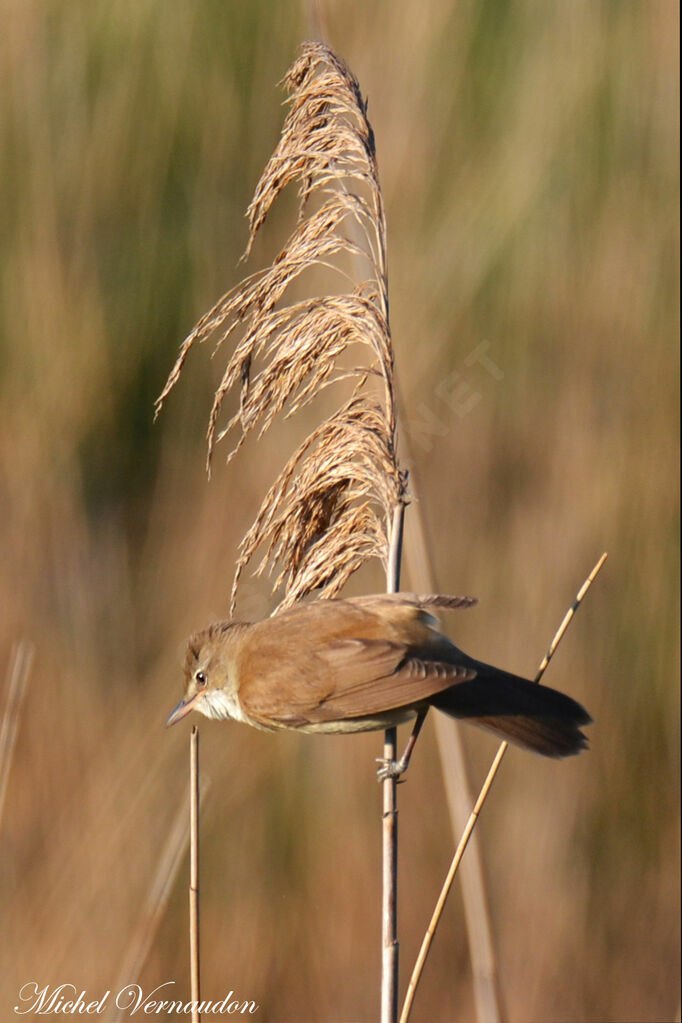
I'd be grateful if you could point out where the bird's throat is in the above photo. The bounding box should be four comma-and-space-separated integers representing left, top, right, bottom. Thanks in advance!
200, 687, 253, 725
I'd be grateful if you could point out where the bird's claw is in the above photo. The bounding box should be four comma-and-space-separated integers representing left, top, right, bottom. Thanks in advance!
375, 756, 408, 783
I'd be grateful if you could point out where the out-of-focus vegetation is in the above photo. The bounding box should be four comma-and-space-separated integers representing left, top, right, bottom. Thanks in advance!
1, 2, 678, 1021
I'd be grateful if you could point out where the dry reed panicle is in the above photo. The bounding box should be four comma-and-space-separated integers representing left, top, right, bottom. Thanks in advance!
156, 41, 406, 614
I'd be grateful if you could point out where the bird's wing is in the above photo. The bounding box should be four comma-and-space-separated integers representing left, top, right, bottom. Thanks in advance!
300, 643, 476, 723
236, 598, 477, 727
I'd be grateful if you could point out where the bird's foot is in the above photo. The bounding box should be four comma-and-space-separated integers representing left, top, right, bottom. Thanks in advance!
376, 756, 409, 783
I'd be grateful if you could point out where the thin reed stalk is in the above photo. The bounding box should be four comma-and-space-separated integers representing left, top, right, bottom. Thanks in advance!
381, 502, 407, 1023
399, 553, 608, 1023
190, 727, 201, 1023
402, 473, 504, 1023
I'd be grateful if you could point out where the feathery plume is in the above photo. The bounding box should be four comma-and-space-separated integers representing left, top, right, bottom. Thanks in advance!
156, 42, 406, 612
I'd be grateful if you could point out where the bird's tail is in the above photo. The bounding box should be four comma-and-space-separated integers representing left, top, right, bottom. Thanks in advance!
431, 663, 592, 758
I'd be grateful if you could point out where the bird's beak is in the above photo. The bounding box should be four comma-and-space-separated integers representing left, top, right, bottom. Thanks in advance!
166, 694, 199, 727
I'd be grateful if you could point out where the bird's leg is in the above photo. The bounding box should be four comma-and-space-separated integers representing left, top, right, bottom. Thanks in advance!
376, 710, 428, 782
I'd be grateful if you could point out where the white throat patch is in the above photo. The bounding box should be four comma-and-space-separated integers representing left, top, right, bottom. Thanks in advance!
199, 688, 244, 722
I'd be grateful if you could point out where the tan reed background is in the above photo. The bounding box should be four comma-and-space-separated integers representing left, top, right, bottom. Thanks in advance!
0, 2, 678, 1021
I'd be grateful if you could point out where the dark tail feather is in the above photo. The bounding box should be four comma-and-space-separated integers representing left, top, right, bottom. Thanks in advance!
431, 663, 592, 759
466, 713, 590, 758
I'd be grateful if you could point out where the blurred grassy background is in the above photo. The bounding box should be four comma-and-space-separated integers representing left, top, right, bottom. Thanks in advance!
0, 1, 678, 1021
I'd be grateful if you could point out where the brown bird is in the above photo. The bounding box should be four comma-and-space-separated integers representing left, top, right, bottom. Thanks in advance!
166, 593, 591, 777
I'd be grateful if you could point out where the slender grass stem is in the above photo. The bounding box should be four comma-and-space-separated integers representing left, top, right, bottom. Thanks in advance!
381, 501, 407, 1023
190, 727, 201, 1023
399, 553, 608, 1023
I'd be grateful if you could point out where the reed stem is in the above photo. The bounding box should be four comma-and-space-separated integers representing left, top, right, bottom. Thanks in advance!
189, 727, 201, 1023
399, 553, 607, 1023
381, 502, 406, 1023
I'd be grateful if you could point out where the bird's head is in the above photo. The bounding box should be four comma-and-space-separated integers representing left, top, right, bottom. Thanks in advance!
165, 621, 247, 726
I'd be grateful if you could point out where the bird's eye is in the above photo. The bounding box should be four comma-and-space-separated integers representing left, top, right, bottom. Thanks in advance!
195, 671, 207, 687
